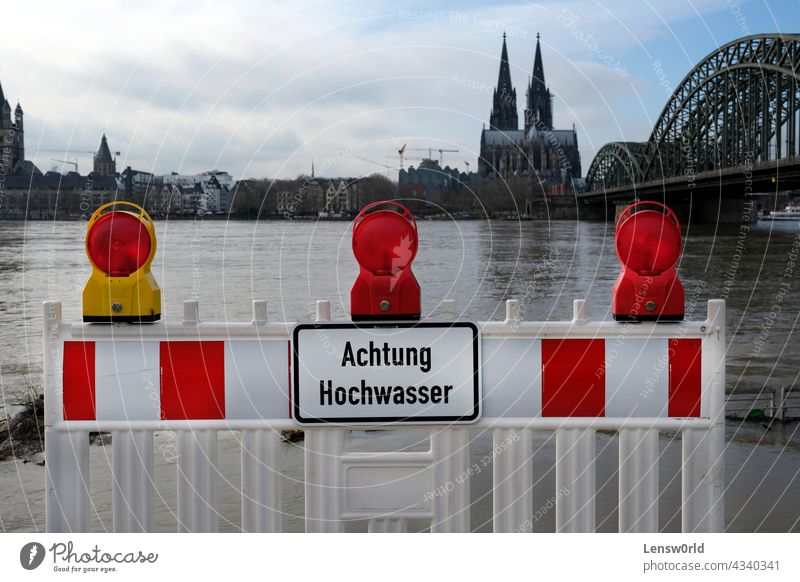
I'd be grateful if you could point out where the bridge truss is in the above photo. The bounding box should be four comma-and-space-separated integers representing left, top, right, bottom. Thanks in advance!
586, 34, 800, 192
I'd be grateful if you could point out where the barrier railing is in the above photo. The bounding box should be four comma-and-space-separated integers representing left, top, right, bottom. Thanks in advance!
44, 297, 726, 533
726, 387, 799, 421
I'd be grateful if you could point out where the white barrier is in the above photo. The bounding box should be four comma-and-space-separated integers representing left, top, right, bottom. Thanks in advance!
44, 297, 725, 533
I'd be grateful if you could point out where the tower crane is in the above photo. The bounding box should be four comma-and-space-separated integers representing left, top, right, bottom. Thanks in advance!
51, 158, 80, 173
385, 154, 424, 168
405, 147, 460, 164
356, 156, 395, 170
40, 147, 122, 174
397, 144, 407, 168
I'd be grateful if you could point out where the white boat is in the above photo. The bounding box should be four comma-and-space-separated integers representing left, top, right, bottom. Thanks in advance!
763, 205, 800, 220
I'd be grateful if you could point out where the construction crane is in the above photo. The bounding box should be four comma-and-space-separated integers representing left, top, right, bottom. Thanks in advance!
405, 147, 460, 164
40, 147, 122, 171
38, 148, 96, 154
397, 144, 407, 168
357, 156, 395, 170
385, 154, 424, 168
51, 158, 80, 173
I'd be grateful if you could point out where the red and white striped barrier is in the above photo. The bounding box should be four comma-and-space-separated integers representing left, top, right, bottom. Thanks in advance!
59, 337, 700, 422
61, 340, 289, 421
44, 298, 725, 534
481, 337, 702, 419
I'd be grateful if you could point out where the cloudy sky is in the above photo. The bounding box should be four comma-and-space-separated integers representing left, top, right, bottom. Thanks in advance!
1, 0, 794, 179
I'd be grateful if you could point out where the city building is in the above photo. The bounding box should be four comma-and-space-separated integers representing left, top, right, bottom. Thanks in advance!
161, 169, 234, 189
399, 158, 470, 202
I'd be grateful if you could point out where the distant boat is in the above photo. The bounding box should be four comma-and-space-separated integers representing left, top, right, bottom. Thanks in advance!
762, 205, 800, 221
317, 211, 350, 220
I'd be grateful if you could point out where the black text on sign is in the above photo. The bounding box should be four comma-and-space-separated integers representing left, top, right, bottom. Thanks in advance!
292, 322, 480, 424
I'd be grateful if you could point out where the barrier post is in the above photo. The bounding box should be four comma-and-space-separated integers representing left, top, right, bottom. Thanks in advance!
554, 299, 596, 533
555, 428, 596, 532
112, 430, 153, 532
44, 301, 91, 533
240, 300, 283, 532
430, 299, 471, 533
176, 300, 219, 532
618, 428, 659, 532
493, 300, 534, 533
304, 300, 345, 532
682, 299, 725, 532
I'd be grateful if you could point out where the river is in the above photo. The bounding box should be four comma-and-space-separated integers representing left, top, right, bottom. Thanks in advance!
0, 217, 798, 531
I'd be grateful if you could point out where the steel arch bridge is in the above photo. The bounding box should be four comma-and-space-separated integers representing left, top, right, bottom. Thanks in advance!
586, 34, 800, 194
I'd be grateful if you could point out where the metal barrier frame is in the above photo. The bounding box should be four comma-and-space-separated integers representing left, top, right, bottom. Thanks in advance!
44, 298, 726, 533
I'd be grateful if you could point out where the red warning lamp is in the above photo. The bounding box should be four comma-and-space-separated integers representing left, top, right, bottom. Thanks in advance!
83, 201, 161, 322
87, 212, 152, 277
351, 201, 421, 320
612, 201, 684, 322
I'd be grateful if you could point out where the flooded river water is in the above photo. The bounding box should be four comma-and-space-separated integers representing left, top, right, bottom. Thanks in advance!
0, 217, 798, 531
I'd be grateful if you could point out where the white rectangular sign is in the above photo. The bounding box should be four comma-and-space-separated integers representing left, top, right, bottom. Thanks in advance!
292, 322, 480, 424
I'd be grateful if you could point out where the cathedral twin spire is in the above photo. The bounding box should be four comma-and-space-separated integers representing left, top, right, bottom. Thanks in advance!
488, 32, 553, 133
489, 32, 518, 131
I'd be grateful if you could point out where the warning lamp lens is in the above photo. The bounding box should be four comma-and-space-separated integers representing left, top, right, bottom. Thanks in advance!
87, 212, 152, 277
353, 209, 418, 275
615, 210, 681, 275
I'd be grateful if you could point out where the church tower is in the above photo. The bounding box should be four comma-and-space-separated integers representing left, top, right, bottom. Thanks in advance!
489, 33, 518, 131
524, 33, 553, 133
0, 79, 25, 174
13, 102, 24, 164
93, 134, 117, 176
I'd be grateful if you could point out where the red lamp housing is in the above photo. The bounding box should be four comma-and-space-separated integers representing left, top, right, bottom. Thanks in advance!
350, 201, 421, 320
612, 201, 684, 322
86, 211, 152, 277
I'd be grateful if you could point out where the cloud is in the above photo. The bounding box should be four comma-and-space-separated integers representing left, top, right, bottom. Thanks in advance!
1, 0, 752, 178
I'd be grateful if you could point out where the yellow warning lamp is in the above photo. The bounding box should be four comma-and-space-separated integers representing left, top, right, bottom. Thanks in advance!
82, 201, 161, 322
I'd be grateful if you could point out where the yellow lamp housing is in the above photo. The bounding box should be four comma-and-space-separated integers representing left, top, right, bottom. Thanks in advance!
82, 201, 161, 322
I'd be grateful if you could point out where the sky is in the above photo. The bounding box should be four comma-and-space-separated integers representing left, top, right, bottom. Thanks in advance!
1, 0, 797, 180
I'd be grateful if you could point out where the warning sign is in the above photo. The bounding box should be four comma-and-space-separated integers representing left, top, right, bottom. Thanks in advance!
292, 322, 480, 424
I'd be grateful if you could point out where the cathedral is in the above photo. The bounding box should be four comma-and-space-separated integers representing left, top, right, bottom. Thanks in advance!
478, 33, 582, 190
0, 79, 26, 175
